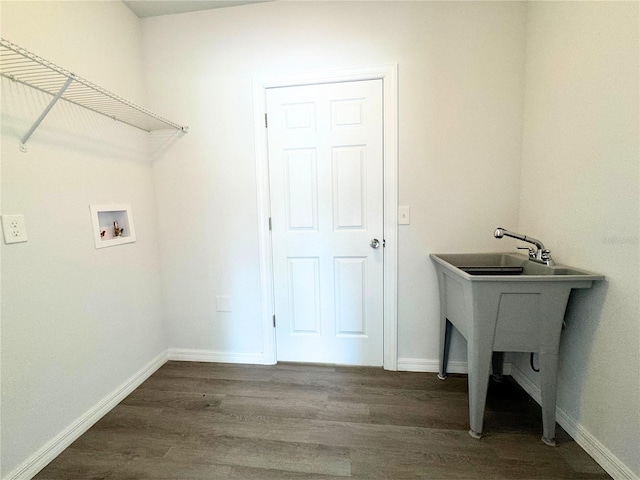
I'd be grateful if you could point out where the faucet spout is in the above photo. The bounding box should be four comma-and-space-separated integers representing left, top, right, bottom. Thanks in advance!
494, 227, 554, 265
494, 227, 545, 251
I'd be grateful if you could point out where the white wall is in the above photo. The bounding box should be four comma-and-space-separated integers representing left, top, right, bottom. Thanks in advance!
143, 0, 527, 364
0, 2, 166, 477
516, 2, 639, 477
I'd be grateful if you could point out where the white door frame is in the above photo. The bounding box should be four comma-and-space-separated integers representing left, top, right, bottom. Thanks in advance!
252, 64, 398, 370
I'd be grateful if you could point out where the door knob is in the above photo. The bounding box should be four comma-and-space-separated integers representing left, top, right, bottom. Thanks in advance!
370, 238, 380, 249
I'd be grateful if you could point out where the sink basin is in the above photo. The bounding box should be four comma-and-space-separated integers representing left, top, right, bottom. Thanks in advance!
433, 253, 603, 279
430, 252, 603, 445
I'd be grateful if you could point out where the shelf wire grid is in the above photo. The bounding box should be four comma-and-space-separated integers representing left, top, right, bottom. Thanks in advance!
0, 38, 187, 133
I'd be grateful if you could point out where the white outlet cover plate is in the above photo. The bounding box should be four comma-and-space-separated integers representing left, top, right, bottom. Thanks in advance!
2, 214, 28, 244
216, 296, 231, 312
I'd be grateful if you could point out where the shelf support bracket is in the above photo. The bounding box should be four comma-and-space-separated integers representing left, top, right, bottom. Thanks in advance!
20, 75, 74, 152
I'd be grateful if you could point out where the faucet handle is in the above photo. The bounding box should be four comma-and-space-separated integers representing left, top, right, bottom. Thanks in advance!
517, 246, 535, 258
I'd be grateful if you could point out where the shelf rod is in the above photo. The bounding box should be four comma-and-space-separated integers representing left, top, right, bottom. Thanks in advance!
20, 75, 74, 148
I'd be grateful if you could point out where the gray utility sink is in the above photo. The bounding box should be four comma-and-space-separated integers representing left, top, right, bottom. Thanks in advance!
430, 253, 603, 446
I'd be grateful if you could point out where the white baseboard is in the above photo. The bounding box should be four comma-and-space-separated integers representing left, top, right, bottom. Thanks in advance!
397, 357, 467, 373
510, 363, 637, 480
168, 348, 264, 365
5, 350, 168, 480
396, 357, 512, 376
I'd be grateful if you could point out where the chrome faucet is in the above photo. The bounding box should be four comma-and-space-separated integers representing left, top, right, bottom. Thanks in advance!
494, 227, 555, 266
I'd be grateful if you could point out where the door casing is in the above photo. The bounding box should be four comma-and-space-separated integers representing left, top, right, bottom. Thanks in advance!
252, 64, 398, 370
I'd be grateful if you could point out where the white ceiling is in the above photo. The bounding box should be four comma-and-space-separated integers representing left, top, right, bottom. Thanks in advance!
123, 0, 270, 18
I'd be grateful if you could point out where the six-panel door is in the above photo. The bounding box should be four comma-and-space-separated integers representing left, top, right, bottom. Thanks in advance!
267, 80, 384, 365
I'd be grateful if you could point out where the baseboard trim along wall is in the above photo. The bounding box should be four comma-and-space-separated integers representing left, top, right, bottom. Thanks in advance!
167, 348, 264, 365
6, 350, 168, 480
396, 357, 513, 375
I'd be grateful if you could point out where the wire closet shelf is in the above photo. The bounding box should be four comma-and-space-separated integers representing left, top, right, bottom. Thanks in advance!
0, 38, 188, 148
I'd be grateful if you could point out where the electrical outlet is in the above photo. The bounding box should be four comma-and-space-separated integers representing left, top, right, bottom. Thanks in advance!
2, 214, 28, 244
216, 296, 231, 312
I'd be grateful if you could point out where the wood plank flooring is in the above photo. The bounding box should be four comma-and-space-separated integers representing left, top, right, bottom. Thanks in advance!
34, 362, 611, 479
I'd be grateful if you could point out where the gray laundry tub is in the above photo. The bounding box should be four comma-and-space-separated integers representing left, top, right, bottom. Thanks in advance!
430, 253, 603, 446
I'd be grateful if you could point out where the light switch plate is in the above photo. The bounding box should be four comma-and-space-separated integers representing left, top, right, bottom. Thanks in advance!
399, 206, 410, 225
2, 214, 28, 244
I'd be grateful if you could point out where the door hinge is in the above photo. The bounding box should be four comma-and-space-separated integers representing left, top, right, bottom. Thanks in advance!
265, 113, 268, 128
269, 217, 272, 231
273, 314, 276, 327
383, 239, 386, 248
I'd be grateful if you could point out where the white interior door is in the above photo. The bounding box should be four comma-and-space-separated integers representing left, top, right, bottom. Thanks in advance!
267, 79, 384, 366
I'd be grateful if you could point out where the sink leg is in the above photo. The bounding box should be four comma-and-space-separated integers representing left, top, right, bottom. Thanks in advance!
467, 343, 494, 439
539, 352, 559, 446
438, 319, 453, 380
491, 352, 505, 382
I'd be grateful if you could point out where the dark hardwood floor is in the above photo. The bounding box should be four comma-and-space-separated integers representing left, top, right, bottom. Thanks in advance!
35, 362, 610, 479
